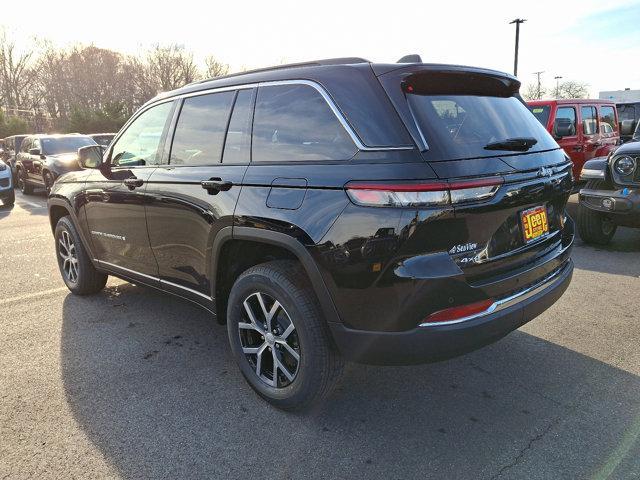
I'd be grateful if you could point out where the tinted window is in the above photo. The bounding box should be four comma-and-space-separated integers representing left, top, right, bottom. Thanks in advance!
618, 105, 636, 122
581, 106, 598, 135
252, 84, 357, 162
599, 106, 616, 133
41, 136, 95, 155
408, 94, 557, 160
553, 107, 577, 137
111, 102, 172, 167
222, 89, 254, 164
528, 105, 551, 127
170, 92, 234, 166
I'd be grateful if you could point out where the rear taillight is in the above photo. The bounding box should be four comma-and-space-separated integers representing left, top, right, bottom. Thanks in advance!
345, 177, 503, 207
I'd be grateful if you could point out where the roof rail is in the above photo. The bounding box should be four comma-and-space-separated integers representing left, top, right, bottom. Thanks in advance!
193, 57, 370, 85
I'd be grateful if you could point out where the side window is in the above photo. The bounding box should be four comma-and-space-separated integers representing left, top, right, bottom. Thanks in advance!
110, 102, 173, 168
252, 84, 357, 162
553, 107, 577, 137
170, 91, 235, 166
21, 138, 31, 153
222, 89, 255, 164
599, 106, 616, 134
581, 106, 598, 135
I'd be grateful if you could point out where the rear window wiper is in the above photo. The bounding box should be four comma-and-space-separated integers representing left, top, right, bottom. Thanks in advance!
484, 137, 538, 152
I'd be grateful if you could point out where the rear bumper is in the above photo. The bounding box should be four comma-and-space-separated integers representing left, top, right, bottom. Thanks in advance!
329, 259, 573, 365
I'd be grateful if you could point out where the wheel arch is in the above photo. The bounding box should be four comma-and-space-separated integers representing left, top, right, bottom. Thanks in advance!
48, 197, 97, 268
212, 226, 341, 326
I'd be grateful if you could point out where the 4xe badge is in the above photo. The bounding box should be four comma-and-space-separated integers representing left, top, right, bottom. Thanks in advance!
449, 242, 478, 255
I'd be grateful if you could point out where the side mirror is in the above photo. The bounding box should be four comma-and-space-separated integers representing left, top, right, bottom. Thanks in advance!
78, 145, 105, 169
29, 148, 41, 156
553, 121, 575, 138
620, 120, 636, 136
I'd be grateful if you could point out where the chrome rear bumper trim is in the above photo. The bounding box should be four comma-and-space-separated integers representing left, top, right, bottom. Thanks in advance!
419, 263, 568, 327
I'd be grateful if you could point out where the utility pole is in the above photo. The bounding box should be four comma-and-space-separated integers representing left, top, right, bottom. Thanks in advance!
554, 75, 563, 98
533, 71, 544, 99
510, 18, 526, 77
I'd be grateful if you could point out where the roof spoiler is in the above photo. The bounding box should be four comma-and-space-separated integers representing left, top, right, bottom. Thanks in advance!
397, 54, 422, 63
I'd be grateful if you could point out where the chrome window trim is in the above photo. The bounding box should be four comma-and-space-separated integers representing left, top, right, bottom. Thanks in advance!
419, 263, 568, 327
95, 260, 213, 301
126, 80, 414, 153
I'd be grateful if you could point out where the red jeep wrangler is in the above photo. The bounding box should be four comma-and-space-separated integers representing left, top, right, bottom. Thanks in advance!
528, 99, 619, 181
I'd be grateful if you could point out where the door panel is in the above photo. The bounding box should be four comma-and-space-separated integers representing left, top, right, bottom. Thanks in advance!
84, 167, 159, 275
146, 165, 248, 297
83, 100, 175, 278
553, 105, 583, 178
145, 89, 252, 299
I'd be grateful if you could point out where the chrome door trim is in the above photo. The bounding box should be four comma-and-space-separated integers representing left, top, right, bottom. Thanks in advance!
95, 259, 213, 301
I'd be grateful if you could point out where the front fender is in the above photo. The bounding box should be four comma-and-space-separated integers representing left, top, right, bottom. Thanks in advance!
580, 156, 608, 181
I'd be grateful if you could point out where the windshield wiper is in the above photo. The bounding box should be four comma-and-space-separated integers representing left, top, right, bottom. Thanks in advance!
484, 137, 538, 152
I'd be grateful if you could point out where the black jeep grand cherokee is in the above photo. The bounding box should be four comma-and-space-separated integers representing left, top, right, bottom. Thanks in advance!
48, 57, 574, 409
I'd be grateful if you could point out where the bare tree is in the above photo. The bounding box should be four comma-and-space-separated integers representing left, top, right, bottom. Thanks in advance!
0, 31, 38, 111
523, 83, 546, 101
145, 44, 200, 92
556, 81, 589, 99
204, 56, 229, 78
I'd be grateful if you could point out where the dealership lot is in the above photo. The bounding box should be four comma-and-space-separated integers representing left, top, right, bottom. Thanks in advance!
0, 191, 639, 479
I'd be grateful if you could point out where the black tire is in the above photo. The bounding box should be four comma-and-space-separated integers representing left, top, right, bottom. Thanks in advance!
18, 169, 33, 195
54, 216, 108, 295
2, 188, 15, 206
43, 171, 54, 196
577, 179, 617, 245
227, 260, 344, 410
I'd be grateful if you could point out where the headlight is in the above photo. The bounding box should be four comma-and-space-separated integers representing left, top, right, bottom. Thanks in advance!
614, 156, 636, 176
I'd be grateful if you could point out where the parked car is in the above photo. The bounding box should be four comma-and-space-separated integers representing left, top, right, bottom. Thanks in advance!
617, 102, 640, 143
527, 99, 619, 181
89, 133, 115, 147
15, 134, 97, 195
48, 57, 574, 409
577, 141, 640, 244
0, 159, 15, 206
1, 135, 27, 182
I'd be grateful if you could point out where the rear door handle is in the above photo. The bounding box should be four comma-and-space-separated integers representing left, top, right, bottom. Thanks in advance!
201, 178, 233, 194
124, 178, 144, 189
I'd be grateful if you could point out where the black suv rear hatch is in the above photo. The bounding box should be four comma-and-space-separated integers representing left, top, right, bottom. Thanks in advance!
374, 65, 573, 293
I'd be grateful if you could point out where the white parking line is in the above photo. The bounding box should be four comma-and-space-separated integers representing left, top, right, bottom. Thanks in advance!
18, 200, 46, 209
0, 286, 68, 306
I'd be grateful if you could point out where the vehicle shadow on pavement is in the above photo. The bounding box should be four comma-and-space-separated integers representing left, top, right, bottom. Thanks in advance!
60, 283, 640, 480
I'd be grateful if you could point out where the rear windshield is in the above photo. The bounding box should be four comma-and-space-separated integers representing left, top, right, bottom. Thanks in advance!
407, 94, 558, 161
527, 105, 551, 127
41, 136, 96, 155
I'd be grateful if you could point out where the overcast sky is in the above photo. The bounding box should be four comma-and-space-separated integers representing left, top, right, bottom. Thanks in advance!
1, 0, 638, 96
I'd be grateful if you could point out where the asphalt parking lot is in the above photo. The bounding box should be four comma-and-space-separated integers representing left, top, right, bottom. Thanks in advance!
0, 190, 639, 480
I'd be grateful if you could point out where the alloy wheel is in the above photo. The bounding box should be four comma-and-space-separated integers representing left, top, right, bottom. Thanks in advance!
58, 230, 79, 283
238, 292, 300, 388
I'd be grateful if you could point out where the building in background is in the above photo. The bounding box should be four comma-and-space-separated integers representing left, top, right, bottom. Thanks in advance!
599, 88, 640, 103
